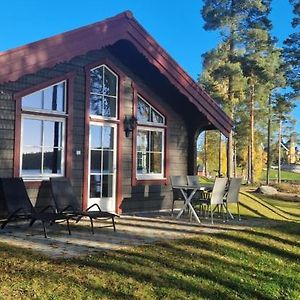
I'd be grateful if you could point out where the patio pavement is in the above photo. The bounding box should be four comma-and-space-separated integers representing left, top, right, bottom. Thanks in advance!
0, 213, 252, 259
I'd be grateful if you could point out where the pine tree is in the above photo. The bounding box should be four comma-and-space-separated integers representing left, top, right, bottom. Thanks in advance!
284, 0, 300, 98
200, 0, 255, 177
201, 0, 286, 183
239, 0, 287, 183
272, 93, 296, 183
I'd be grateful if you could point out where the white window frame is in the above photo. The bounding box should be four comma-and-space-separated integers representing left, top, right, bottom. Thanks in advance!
136, 126, 165, 180
20, 81, 67, 181
21, 80, 67, 115
136, 95, 166, 180
89, 64, 118, 121
137, 95, 165, 126
88, 122, 117, 212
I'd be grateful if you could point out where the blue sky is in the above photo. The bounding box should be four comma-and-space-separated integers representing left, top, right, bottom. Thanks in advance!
0, 0, 297, 128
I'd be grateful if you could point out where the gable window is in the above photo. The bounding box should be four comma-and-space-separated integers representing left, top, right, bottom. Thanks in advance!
20, 81, 66, 179
136, 95, 165, 180
90, 65, 118, 119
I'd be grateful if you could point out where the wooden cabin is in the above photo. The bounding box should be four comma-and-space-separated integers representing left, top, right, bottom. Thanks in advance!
0, 11, 232, 214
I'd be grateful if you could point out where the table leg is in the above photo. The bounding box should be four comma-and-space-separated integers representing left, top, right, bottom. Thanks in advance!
176, 189, 201, 223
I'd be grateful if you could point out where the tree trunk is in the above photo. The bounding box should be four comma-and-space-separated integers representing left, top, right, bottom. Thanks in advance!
278, 120, 282, 184
247, 145, 251, 184
219, 132, 222, 177
227, 132, 234, 178
233, 138, 237, 177
266, 96, 272, 185
226, 23, 235, 179
204, 131, 208, 177
249, 82, 255, 184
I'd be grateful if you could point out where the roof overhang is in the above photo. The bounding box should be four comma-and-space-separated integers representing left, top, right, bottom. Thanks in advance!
0, 11, 233, 136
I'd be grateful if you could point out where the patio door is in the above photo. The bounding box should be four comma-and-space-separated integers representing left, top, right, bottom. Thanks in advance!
88, 122, 117, 212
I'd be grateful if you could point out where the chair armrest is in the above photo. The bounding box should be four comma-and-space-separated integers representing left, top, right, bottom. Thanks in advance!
86, 203, 102, 212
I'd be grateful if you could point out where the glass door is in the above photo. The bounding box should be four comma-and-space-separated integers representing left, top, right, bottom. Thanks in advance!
88, 122, 116, 212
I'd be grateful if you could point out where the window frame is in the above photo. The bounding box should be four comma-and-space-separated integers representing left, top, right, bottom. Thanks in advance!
20, 113, 66, 180
136, 125, 165, 180
14, 72, 75, 182
21, 80, 67, 115
132, 87, 169, 185
136, 94, 165, 126
83, 59, 126, 213
89, 64, 119, 121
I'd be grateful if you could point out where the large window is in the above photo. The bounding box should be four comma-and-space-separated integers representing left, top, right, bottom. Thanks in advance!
90, 65, 118, 119
21, 81, 66, 179
136, 95, 165, 180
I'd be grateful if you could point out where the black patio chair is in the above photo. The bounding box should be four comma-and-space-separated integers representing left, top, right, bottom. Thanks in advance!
0, 178, 72, 238
50, 177, 118, 234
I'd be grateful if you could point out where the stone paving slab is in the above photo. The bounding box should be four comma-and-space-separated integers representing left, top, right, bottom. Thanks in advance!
0, 215, 231, 259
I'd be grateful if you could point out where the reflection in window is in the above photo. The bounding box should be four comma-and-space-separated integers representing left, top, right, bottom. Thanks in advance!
137, 96, 164, 124
21, 81, 67, 179
22, 82, 65, 112
137, 130, 163, 175
21, 118, 64, 177
136, 95, 165, 179
89, 125, 115, 199
90, 65, 118, 118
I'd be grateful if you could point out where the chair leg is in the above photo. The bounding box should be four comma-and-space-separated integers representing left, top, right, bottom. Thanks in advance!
226, 203, 229, 221
29, 218, 36, 227
222, 205, 225, 223
66, 218, 71, 235
1, 214, 14, 229
211, 206, 214, 225
75, 215, 83, 223
42, 221, 47, 238
1, 220, 8, 229
112, 217, 116, 231
237, 202, 241, 221
171, 200, 175, 216
89, 217, 94, 234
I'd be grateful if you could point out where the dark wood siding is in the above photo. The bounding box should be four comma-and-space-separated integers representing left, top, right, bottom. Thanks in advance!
0, 91, 14, 178
108, 55, 188, 213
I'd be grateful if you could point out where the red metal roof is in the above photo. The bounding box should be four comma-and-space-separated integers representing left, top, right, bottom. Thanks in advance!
0, 11, 233, 135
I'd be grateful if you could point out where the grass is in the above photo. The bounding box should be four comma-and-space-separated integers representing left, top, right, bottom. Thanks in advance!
0, 192, 299, 299
228, 188, 300, 222
261, 169, 300, 182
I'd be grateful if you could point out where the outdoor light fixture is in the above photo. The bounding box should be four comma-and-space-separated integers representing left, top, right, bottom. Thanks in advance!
124, 115, 137, 137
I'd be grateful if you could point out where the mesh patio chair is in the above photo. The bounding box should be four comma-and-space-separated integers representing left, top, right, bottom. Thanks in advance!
170, 175, 188, 216
0, 178, 71, 238
50, 177, 118, 233
194, 177, 228, 224
224, 177, 242, 221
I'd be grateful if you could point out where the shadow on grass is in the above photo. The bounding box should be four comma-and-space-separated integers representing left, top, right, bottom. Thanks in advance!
67, 245, 270, 299
213, 231, 300, 262
0, 242, 144, 300
1, 218, 299, 300
240, 192, 292, 220
239, 202, 268, 218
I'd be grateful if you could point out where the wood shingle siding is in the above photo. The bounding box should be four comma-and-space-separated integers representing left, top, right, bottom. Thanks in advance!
0, 91, 14, 178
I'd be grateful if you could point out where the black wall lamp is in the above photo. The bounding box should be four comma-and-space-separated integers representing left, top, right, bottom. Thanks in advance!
124, 115, 137, 137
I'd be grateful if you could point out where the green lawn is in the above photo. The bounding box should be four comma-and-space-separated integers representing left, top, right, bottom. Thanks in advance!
261, 169, 300, 181
0, 193, 299, 299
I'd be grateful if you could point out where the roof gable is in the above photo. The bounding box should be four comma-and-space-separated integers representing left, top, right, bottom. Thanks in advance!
0, 11, 232, 135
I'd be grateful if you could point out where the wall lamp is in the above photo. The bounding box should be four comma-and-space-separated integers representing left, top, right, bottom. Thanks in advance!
124, 115, 137, 137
